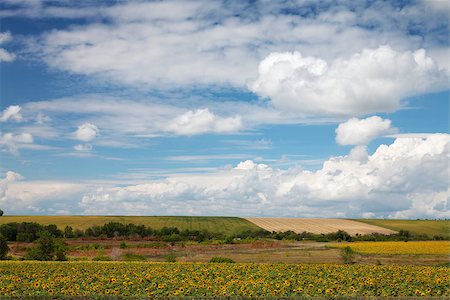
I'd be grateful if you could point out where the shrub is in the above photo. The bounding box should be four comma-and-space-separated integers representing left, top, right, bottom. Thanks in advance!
119, 241, 127, 249
164, 254, 177, 262
209, 256, 235, 263
341, 246, 355, 264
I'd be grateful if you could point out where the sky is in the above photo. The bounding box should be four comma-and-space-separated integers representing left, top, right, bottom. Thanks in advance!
0, 0, 448, 218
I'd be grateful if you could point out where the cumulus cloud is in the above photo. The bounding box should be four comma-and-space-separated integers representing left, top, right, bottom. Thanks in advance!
165, 109, 243, 135
0, 31, 15, 62
0, 171, 24, 202
251, 46, 448, 117
0, 132, 34, 154
336, 116, 396, 146
2, 134, 448, 217
3, 134, 431, 218
74, 123, 98, 142
235, 160, 272, 171
0, 105, 22, 122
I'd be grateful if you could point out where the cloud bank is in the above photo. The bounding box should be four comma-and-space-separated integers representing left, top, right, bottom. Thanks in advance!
2, 134, 448, 218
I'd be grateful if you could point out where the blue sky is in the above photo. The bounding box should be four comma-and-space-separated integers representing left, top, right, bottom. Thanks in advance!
0, 0, 448, 218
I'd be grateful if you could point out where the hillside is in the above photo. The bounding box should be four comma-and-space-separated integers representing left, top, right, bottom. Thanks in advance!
245, 218, 396, 236
355, 219, 450, 239
0, 216, 260, 236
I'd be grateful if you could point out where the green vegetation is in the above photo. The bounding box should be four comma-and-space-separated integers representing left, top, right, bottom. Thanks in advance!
0, 216, 259, 235
340, 246, 355, 264
356, 219, 450, 239
24, 231, 67, 261
0, 234, 8, 260
209, 256, 235, 263
164, 253, 177, 262
122, 252, 146, 261
92, 254, 112, 261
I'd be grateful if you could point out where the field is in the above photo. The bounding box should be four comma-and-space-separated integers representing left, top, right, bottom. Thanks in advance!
356, 219, 450, 239
0, 261, 448, 298
0, 216, 259, 236
245, 218, 396, 235
331, 241, 450, 255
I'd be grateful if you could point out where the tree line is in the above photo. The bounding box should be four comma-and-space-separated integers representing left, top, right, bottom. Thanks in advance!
0, 221, 447, 244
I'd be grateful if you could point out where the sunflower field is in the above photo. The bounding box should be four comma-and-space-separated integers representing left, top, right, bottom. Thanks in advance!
331, 241, 450, 255
0, 261, 448, 298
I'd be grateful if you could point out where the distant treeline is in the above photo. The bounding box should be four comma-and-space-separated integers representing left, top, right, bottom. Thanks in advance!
0, 221, 447, 243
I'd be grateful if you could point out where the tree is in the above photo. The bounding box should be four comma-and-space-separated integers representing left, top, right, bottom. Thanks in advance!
0, 234, 8, 260
0, 209, 3, 216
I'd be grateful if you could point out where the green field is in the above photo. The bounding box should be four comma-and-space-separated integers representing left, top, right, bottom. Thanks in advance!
0, 216, 260, 236
356, 219, 450, 239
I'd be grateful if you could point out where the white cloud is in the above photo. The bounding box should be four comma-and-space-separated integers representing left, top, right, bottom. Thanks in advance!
0, 132, 34, 154
74, 123, 98, 142
0, 175, 96, 214
235, 160, 271, 171
0, 134, 447, 217
4, 134, 445, 217
165, 109, 243, 135
0, 105, 22, 122
24, 1, 448, 88
0, 31, 15, 62
336, 116, 396, 145
0, 171, 24, 204
251, 46, 448, 117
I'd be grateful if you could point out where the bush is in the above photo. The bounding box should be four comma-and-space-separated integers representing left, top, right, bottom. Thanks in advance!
209, 256, 235, 263
119, 241, 127, 249
0, 234, 8, 260
341, 246, 355, 264
164, 254, 177, 262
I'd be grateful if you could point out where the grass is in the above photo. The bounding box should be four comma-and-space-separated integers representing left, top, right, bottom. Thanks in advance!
355, 219, 450, 239
0, 216, 260, 236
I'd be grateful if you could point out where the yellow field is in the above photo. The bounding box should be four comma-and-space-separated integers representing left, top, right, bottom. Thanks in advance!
0, 261, 448, 298
245, 218, 396, 235
331, 241, 450, 255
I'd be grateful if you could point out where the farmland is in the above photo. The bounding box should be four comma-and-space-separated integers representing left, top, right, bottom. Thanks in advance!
356, 219, 450, 239
245, 217, 396, 235
1, 216, 450, 299
0, 261, 448, 298
331, 241, 450, 255
0, 216, 259, 236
